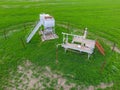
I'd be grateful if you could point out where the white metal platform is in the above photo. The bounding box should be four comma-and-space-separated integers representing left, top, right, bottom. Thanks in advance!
62, 43, 94, 54
59, 31, 95, 59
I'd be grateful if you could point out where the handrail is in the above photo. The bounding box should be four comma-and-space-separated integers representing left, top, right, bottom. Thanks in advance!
62, 32, 83, 38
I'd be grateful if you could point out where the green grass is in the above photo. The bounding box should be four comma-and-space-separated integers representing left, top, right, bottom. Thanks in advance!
0, 0, 120, 89
0, 0, 120, 46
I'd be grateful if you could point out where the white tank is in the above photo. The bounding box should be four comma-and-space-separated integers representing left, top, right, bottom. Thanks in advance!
40, 14, 55, 28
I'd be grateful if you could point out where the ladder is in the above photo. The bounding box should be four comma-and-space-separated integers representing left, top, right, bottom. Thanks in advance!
95, 41, 105, 55
26, 21, 42, 43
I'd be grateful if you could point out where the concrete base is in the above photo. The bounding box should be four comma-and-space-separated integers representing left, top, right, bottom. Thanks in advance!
39, 31, 58, 41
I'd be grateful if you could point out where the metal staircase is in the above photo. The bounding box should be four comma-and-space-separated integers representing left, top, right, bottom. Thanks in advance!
26, 21, 42, 43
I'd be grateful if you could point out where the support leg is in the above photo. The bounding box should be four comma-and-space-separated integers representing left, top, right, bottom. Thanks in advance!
65, 48, 67, 53
88, 53, 91, 59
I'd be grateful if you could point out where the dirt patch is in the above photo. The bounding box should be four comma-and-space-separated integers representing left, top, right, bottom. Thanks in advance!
4, 60, 76, 90
3, 60, 114, 90
86, 82, 113, 90
98, 82, 113, 89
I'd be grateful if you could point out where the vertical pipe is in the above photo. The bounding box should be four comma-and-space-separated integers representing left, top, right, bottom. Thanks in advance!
66, 34, 68, 43
3, 29, 7, 39
56, 46, 58, 64
100, 60, 106, 73
112, 43, 116, 52
83, 28, 87, 39
20, 38, 26, 49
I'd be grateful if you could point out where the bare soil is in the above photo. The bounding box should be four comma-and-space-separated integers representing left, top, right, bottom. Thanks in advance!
4, 60, 113, 90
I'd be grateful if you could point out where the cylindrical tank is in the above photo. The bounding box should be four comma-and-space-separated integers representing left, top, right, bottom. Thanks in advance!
40, 14, 55, 28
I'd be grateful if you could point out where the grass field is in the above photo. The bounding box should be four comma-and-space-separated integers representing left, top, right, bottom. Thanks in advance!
0, 0, 120, 90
